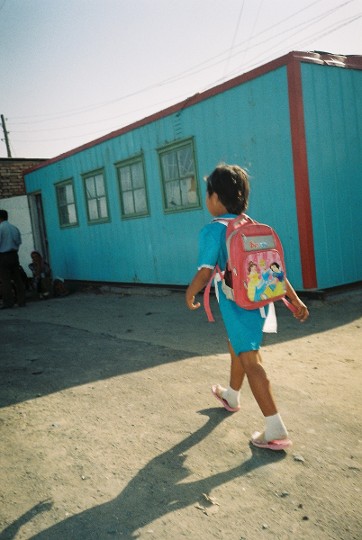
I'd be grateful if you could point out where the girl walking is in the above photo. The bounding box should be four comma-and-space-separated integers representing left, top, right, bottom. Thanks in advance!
186, 164, 309, 450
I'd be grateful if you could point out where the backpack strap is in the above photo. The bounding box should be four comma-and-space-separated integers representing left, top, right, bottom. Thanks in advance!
212, 214, 254, 226
204, 216, 243, 322
203, 218, 233, 322
204, 215, 258, 322
204, 264, 223, 323
281, 296, 297, 313
212, 217, 232, 226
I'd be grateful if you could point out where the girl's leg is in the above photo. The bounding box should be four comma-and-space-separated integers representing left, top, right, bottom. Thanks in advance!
239, 350, 288, 441
228, 340, 246, 391
238, 350, 276, 416
212, 341, 245, 410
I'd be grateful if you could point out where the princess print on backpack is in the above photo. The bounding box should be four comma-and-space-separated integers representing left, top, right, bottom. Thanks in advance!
245, 254, 286, 302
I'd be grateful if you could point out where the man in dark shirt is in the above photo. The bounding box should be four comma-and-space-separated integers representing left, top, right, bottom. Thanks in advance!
0, 209, 26, 308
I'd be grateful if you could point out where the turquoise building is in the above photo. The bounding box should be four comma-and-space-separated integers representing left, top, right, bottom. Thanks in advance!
24, 51, 362, 291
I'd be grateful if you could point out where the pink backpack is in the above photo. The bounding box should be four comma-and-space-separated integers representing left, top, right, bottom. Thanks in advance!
204, 214, 296, 322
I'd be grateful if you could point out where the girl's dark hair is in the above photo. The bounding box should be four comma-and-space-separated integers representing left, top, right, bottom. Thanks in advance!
206, 164, 250, 214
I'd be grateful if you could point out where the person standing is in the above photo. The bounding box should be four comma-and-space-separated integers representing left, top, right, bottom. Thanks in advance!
0, 209, 26, 308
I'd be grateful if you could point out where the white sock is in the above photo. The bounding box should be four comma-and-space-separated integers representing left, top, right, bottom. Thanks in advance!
265, 413, 288, 441
221, 386, 240, 408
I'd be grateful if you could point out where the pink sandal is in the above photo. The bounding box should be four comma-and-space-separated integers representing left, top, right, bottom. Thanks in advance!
211, 385, 240, 412
251, 431, 292, 451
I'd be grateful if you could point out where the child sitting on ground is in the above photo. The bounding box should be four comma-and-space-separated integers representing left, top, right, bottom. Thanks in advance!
185, 164, 309, 450
29, 250, 52, 299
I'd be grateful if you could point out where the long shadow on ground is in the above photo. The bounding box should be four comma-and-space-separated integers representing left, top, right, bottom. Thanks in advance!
0, 408, 286, 540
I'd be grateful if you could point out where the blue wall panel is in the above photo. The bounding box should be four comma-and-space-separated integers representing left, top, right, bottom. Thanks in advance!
302, 64, 362, 288
25, 65, 303, 288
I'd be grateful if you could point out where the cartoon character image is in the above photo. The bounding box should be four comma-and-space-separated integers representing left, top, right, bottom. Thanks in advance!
246, 256, 287, 302
268, 261, 286, 296
270, 262, 284, 281
257, 258, 275, 299
246, 261, 260, 301
259, 258, 273, 283
246, 260, 271, 302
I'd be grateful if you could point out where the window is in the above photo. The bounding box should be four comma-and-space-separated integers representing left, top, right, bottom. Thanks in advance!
116, 157, 149, 218
158, 140, 200, 212
55, 180, 78, 227
83, 170, 109, 223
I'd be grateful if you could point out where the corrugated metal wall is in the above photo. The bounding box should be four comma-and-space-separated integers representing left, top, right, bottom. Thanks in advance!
26, 65, 305, 288
302, 63, 362, 288
24, 57, 360, 290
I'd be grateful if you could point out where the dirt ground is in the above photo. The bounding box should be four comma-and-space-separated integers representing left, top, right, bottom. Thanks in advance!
0, 285, 361, 540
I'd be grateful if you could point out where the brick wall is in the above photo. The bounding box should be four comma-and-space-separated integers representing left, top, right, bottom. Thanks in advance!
0, 158, 46, 199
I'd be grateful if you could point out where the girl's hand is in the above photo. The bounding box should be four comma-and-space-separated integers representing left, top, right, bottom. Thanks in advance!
285, 279, 309, 322
185, 267, 213, 311
185, 292, 201, 310
291, 298, 309, 322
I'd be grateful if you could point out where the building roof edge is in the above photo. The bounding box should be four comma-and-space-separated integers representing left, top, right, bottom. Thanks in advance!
25, 50, 362, 174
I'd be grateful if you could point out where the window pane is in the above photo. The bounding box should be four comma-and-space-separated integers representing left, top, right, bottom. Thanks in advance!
120, 167, 132, 190
88, 199, 98, 220
165, 180, 181, 208
159, 141, 199, 212
132, 162, 144, 189
99, 197, 108, 218
134, 188, 147, 213
162, 152, 178, 181
56, 182, 78, 226
123, 191, 135, 214
177, 145, 194, 176
117, 159, 148, 217
57, 186, 67, 206
65, 183, 74, 203
59, 206, 68, 225
85, 178, 96, 198
95, 174, 105, 196
180, 176, 199, 206
68, 204, 77, 224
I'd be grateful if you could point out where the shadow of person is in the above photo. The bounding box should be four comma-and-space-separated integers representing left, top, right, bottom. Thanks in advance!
3, 409, 286, 540
0, 500, 53, 540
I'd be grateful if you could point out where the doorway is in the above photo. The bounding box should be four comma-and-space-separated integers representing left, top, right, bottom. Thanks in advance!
28, 192, 49, 263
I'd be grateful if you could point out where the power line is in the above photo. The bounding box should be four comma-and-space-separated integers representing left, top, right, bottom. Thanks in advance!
10, 7, 360, 147
9, 0, 354, 125
222, 0, 246, 79
223, 12, 361, 81
9, 91, 191, 134
7, 1, 360, 148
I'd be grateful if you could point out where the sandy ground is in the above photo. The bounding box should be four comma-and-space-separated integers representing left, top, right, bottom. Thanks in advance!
0, 285, 361, 540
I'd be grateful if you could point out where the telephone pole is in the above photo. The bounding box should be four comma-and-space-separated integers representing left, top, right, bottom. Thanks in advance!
1, 114, 12, 157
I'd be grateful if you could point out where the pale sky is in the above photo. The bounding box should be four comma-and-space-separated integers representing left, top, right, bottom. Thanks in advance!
1, 0, 361, 159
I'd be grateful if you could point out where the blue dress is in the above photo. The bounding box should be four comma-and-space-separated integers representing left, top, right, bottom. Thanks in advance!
197, 213, 265, 354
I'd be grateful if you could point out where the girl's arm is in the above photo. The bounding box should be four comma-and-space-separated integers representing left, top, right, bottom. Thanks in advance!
186, 267, 213, 310
285, 278, 309, 322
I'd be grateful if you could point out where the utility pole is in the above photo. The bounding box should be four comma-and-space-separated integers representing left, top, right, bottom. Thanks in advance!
1, 114, 12, 157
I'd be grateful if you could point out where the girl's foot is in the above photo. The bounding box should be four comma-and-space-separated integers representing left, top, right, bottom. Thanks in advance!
251, 431, 292, 451
211, 384, 240, 412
